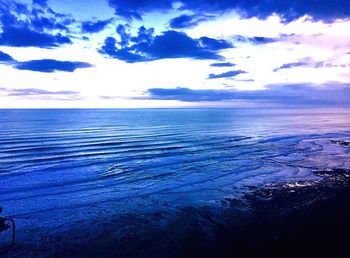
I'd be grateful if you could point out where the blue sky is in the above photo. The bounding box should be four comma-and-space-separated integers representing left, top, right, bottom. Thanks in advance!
0, 0, 349, 108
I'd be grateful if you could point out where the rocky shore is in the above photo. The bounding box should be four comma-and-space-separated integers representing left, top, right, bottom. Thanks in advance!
2, 167, 349, 258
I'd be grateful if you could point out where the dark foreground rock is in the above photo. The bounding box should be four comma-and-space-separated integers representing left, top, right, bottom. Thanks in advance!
224, 168, 350, 258
3, 169, 350, 258
331, 140, 350, 146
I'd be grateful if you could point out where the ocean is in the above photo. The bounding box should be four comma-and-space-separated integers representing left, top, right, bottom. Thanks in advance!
0, 108, 350, 256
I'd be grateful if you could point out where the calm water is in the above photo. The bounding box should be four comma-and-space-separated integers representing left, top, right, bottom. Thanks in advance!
0, 108, 350, 219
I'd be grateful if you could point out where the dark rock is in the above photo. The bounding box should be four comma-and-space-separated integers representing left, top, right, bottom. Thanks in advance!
331, 140, 350, 146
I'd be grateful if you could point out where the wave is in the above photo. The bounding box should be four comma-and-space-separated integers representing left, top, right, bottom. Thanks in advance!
0, 109, 350, 217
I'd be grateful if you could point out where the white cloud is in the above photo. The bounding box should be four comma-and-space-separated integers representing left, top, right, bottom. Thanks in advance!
1, 3, 350, 107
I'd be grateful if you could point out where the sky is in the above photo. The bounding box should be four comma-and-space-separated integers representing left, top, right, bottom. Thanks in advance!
0, 0, 349, 108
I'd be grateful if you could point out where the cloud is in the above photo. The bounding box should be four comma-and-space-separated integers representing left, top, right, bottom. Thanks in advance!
14, 59, 93, 73
233, 35, 277, 45
0, 27, 72, 48
250, 36, 277, 44
169, 14, 199, 29
264, 83, 350, 105
32, 0, 48, 8
99, 96, 119, 100
100, 37, 145, 62
0, 87, 81, 100
30, 14, 71, 32
208, 70, 246, 79
108, 0, 350, 22
199, 36, 233, 50
168, 14, 212, 29
81, 19, 111, 33
210, 62, 236, 67
116, 24, 133, 47
144, 87, 235, 102
0, 50, 93, 73
100, 29, 232, 63
235, 0, 350, 22
142, 83, 350, 105
0, 50, 15, 62
108, 0, 173, 20
273, 62, 308, 72
272, 56, 350, 72
0, 87, 79, 96
0, 1, 72, 48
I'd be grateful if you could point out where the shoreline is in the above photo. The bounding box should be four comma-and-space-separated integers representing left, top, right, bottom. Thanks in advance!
3, 168, 350, 258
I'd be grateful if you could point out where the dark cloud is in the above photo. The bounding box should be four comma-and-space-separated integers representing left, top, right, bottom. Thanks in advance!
273, 62, 308, 72
30, 13, 71, 32
0, 27, 72, 48
108, 0, 350, 22
199, 36, 233, 50
116, 24, 132, 47
100, 29, 232, 63
145, 87, 234, 102
142, 83, 350, 105
82, 19, 111, 33
0, 50, 93, 73
130, 26, 154, 44
100, 37, 147, 62
14, 59, 92, 73
237, 0, 350, 22
210, 62, 236, 67
108, 0, 173, 20
250, 36, 277, 44
208, 70, 246, 79
169, 14, 199, 29
0, 50, 15, 62
264, 83, 350, 105
0, 1, 72, 48
107, 0, 237, 20
168, 14, 212, 29
32, 0, 48, 8
233, 35, 277, 44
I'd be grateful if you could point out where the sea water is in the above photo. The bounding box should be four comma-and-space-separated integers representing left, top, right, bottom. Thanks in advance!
0, 108, 349, 222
